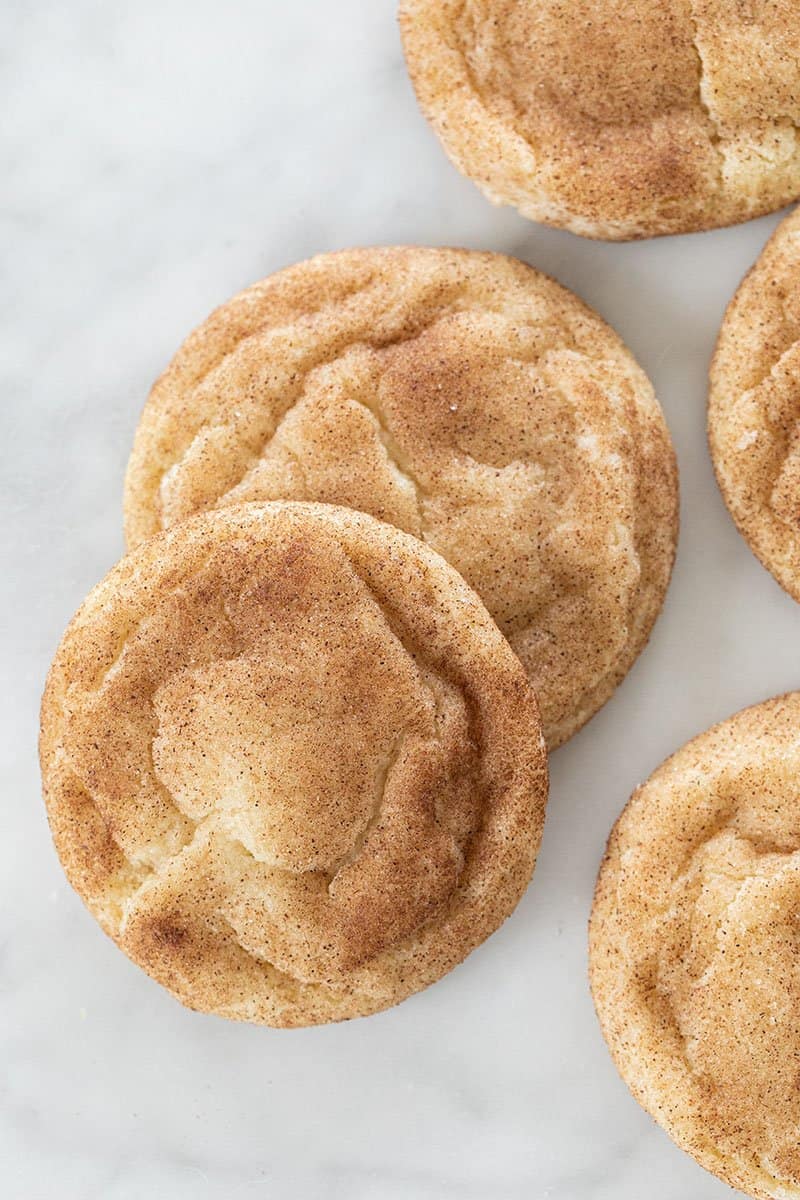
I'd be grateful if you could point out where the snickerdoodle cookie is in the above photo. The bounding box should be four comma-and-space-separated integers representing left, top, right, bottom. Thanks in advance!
710, 206, 800, 601
590, 694, 800, 1199
399, 0, 800, 240
40, 502, 547, 1026
124, 247, 678, 748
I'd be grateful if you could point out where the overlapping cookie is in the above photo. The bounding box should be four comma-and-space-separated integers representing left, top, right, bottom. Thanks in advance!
125, 247, 678, 748
40, 502, 548, 1026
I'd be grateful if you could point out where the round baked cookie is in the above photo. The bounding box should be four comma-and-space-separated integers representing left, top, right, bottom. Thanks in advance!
399, 0, 800, 240
590, 694, 800, 1199
124, 247, 678, 749
710, 206, 800, 601
40, 502, 547, 1027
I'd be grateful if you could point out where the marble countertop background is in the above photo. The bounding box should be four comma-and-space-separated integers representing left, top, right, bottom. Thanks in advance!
4, 3, 799, 1197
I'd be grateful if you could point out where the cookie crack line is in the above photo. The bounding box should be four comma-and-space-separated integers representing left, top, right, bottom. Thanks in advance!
349, 391, 427, 535
159, 323, 443, 530
727, 333, 800, 437
109, 816, 203, 932
443, 3, 728, 187
645, 824, 800, 1051
69, 668, 463, 952
189, 270, 382, 399
346, 560, 465, 715
215, 913, 380, 1005
214, 913, 307, 994
71, 762, 381, 1006
85, 546, 221, 693
151, 287, 576, 532
450, 0, 544, 165
326, 735, 404, 891
686, 1, 724, 181
212, 363, 428, 533
347, 559, 488, 866
179, 333, 597, 542
645, 810, 800, 919
154, 270, 384, 468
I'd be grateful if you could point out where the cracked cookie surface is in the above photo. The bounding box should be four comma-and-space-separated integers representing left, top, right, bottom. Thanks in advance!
40, 502, 547, 1026
710, 205, 800, 602
399, 0, 800, 240
590, 694, 800, 1199
124, 247, 678, 749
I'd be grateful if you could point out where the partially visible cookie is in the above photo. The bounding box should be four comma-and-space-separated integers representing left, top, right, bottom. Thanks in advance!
710, 206, 800, 600
124, 247, 678, 749
40, 502, 547, 1027
590, 694, 800, 1200
399, 0, 800, 240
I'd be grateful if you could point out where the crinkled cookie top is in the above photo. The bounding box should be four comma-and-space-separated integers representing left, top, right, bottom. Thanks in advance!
41, 502, 547, 1027
591, 694, 800, 1199
400, 0, 800, 239
710, 204, 800, 602
124, 247, 677, 747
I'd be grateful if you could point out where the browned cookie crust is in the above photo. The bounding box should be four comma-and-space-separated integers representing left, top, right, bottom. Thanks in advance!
710, 205, 800, 601
400, 0, 800, 240
41, 502, 548, 1027
591, 694, 800, 1199
124, 247, 678, 748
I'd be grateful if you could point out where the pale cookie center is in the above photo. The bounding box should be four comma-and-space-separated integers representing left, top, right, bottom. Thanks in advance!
152, 657, 397, 873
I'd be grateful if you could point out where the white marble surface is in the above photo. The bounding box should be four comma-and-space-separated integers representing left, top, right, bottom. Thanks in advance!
4, 3, 800, 1197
